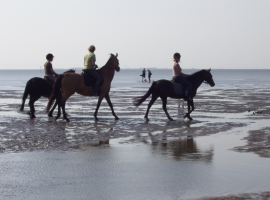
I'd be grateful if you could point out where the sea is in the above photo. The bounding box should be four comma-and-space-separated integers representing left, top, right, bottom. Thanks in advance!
1, 68, 270, 91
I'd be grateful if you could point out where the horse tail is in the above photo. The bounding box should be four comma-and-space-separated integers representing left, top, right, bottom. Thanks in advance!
133, 81, 157, 107
20, 79, 32, 111
46, 75, 63, 113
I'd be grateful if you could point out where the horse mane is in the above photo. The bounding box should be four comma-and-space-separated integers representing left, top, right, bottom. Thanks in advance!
187, 69, 207, 80
190, 69, 206, 76
63, 69, 76, 74
98, 54, 116, 70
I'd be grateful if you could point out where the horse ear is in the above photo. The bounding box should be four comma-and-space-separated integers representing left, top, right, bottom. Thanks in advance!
115, 53, 118, 58
206, 68, 211, 72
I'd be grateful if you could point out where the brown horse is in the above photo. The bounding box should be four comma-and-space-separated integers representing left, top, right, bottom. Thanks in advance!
46, 53, 120, 122
133, 69, 215, 121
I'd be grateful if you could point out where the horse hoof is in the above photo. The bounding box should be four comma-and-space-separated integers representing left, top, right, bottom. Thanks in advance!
30, 115, 36, 119
48, 113, 53, 117
169, 118, 174, 121
144, 117, 149, 122
115, 116, 119, 120
65, 118, 70, 122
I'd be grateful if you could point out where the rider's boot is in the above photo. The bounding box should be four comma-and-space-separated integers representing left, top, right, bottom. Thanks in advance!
91, 87, 99, 96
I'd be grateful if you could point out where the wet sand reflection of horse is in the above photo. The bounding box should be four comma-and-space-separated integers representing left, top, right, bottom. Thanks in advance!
150, 136, 214, 162
19, 69, 75, 118
134, 69, 215, 121
46, 54, 120, 122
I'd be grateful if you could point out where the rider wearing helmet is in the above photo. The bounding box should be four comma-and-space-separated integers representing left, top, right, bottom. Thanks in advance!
44, 53, 58, 82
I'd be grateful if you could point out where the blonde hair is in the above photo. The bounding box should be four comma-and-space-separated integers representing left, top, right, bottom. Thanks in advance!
88, 45, 96, 52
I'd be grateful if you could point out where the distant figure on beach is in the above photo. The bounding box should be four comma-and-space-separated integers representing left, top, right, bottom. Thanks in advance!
140, 68, 146, 81
172, 53, 192, 101
148, 70, 152, 82
44, 53, 58, 82
83, 45, 102, 96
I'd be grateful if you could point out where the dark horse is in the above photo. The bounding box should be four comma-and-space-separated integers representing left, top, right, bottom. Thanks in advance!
46, 54, 120, 122
20, 70, 75, 118
133, 69, 215, 121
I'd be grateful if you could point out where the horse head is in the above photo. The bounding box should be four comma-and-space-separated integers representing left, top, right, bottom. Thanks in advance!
109, 53, 120, 72
204, 68, 215, 87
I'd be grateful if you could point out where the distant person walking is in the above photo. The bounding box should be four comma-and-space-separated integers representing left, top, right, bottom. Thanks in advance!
140, 68, 146, 81
148, 70, 152, 82
44, 53, 58, 82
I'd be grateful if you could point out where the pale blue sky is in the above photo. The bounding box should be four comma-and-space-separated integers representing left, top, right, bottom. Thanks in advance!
1, 0, 269, 69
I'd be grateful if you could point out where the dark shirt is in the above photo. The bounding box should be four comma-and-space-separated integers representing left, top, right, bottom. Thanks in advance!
44, 61, 53, 75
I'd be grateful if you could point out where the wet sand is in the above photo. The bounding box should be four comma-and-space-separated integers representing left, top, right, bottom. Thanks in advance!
0, 88, 270, 199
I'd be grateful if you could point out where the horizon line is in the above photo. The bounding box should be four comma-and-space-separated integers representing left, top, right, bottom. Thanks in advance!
1, 68, 270, 70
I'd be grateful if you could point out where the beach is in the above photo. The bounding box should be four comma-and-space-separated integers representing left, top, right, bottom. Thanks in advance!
0, 69, 270, 199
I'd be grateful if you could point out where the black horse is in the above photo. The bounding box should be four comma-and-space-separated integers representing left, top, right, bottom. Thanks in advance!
20, 70, 75, 118
133, 69, 215, 121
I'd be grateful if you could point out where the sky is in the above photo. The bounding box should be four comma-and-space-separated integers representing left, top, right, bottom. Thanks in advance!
1, 0, 270, 70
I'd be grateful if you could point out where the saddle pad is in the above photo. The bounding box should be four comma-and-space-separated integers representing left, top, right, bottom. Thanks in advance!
172, 82, 184, 96
82, 72, 104, 87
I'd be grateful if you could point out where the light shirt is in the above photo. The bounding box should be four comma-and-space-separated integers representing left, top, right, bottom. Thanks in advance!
83, 52, 96, 69
44, 61, 53, 75
173, 63, 182, 76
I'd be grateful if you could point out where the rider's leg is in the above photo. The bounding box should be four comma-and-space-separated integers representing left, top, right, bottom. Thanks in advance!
47, 74, 56, 82
173, 76, 189, 101
183, 79, 192, 101
83, 69, 102, 95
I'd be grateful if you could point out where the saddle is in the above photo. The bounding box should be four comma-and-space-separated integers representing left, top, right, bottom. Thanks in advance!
171, 78, 185, 96
81, 71, 104, 87
44, 76, 54, 87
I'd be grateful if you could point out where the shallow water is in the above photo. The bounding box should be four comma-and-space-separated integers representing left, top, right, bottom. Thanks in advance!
1, 130, 270, 200
1, 70, 270, 199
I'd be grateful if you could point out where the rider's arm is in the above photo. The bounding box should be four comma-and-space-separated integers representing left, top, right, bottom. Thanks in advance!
92, 55, 98, 69
50, 67, 58, 76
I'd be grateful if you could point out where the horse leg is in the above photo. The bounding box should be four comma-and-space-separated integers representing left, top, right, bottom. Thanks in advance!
60, 101, 69, 122
20, 98, 26, 112
56, 104, 61, 119
144, 94, 158, 121
160, 96, 173, 121
183, 100, 194, 120
188, 100, 195, 120
94, 96, 104, 121
48, 100, 57, 117
104, 94, 119, 120
28, 95, 41, 118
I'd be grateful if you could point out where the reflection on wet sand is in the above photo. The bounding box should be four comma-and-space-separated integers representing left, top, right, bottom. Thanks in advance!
150, 133, 214, 162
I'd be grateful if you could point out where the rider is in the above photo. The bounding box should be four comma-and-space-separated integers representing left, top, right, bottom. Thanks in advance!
83, 45, 102, 96
44, 53, 58, 82
172, 53, 192, 101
